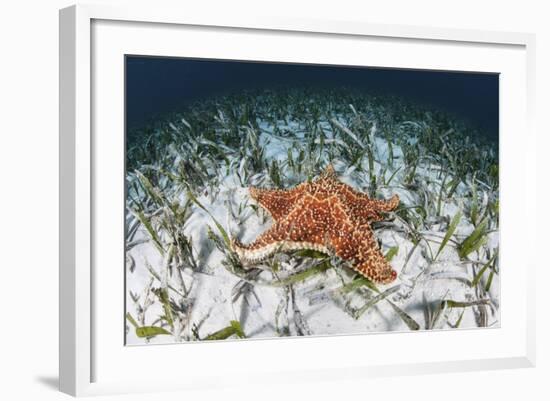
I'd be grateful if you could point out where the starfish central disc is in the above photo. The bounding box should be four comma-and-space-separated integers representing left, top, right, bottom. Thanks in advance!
232, 166, 400, 284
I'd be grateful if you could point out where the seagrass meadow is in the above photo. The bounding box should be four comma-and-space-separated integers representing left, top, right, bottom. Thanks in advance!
125, 87, 499, 344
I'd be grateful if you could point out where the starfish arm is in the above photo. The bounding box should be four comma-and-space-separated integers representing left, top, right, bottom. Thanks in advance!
354, 235, 397, 284
231, 223, 296, 263
328, 220, 397, 284
318, 164, 337, 180
249, 184, 308, 221
351, 194, 400, 223
333, 185, 398, 223
232, 194, 333, 262
337, 181, 399, 211
367, 194, 400, 213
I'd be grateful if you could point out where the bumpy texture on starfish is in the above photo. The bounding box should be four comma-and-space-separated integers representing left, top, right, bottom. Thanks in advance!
232, 165, 400, 283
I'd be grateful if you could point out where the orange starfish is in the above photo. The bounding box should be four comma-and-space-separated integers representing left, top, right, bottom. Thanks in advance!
232, 166, 400, 283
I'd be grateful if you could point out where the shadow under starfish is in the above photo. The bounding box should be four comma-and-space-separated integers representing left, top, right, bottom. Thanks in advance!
231, 165, 400, 284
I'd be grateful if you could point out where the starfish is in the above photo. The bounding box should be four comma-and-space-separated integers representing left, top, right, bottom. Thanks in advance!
231, 165, 400, 283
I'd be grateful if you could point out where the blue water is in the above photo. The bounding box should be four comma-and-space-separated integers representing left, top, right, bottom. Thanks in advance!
126, 56, 499, 141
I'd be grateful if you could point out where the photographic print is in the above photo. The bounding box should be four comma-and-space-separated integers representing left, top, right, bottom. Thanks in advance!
125, 56, 499, 344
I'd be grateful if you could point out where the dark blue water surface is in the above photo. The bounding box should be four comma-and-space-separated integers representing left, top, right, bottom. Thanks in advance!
126, 56, 499, 141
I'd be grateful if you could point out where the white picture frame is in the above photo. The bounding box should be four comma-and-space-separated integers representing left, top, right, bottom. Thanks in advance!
59, 3, 536, 397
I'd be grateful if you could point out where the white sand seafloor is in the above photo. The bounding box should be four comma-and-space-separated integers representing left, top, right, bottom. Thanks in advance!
125, 95, 499, 345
